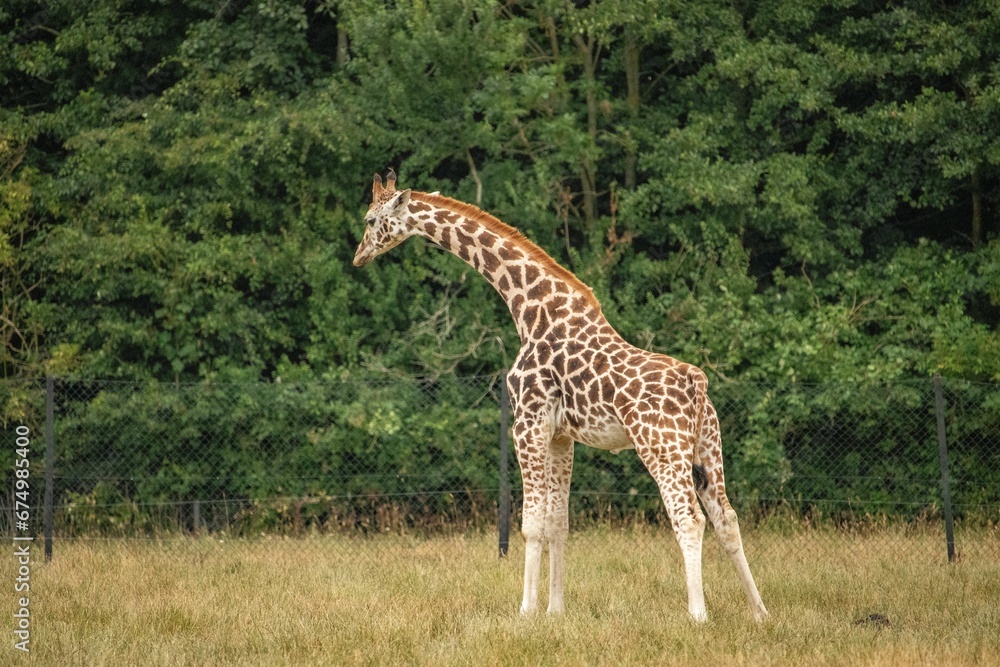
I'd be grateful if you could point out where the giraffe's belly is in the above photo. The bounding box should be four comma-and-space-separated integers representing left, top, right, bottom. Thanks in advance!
565, 418, 634, 454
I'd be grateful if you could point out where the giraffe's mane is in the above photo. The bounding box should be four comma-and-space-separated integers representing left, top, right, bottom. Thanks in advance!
411, 191, 602, 311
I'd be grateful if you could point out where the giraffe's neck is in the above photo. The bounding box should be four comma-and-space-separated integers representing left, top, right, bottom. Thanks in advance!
407, 193, 605, 343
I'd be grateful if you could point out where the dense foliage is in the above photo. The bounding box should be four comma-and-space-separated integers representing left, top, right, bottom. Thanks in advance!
2, 1, 998, 525
3, 0, 999, 383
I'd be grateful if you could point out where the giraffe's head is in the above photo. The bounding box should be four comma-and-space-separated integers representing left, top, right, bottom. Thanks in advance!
353, 169, 414, 267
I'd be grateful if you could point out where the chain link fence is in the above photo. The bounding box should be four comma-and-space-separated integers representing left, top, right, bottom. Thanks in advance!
2, 374, 998, 563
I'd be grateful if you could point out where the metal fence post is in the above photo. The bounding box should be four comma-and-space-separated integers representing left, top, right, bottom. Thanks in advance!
933, 373, 956, 562
43, 375, 56, 562
498, 369, 511, 558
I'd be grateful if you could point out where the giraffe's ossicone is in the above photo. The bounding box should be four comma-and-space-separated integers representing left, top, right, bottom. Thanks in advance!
354, 171, 768, 622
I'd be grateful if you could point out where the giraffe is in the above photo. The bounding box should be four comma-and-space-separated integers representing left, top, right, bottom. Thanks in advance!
353, 170, 768, 622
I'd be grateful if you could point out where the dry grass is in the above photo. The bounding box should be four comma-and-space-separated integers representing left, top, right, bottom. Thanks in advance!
2, 528, 998, 666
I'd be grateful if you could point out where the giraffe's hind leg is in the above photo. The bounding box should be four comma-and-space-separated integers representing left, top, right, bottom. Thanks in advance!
630, 423, 708, 623
696, 397, 768, 620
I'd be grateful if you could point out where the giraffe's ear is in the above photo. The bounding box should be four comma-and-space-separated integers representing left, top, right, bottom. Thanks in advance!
390, 189, 411, 214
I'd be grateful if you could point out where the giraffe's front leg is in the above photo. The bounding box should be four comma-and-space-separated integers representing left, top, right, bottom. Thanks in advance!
513, 417, 548, 615
544, 435, 574, 614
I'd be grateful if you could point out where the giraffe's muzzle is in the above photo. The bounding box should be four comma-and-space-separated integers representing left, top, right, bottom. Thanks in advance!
352, 247, 373, 267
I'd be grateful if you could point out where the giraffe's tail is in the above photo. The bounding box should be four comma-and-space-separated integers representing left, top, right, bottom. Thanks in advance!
688, 366, 709, 492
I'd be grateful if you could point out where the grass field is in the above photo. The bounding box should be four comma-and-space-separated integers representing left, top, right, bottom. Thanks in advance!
3, 528, 998, 666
